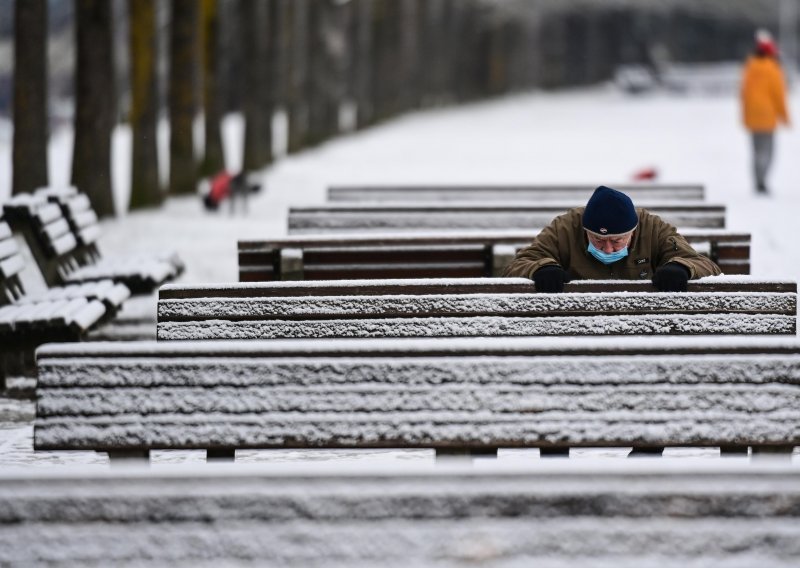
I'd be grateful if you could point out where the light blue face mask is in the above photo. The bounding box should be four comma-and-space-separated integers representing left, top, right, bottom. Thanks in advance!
588, 242, 629, 264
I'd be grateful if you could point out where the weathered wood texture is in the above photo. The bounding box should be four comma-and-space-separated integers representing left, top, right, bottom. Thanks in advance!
238, 229, 751, 281
35, 336, 800, 454
288, 203, 727, 234
1, 465, 799, 566
157, 277, 797, 340
327, 184, 705, 203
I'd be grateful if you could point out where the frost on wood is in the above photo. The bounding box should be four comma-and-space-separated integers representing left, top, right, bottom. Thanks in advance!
34, 354, 800, 449
156, 314, 796, 340
157, 292, 796, 319
1, 468, 799, 565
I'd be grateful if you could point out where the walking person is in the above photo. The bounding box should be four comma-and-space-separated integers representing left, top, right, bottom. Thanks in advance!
740, 29, 790, 194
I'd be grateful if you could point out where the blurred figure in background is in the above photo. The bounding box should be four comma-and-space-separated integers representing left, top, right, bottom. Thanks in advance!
740, 29, 790, 194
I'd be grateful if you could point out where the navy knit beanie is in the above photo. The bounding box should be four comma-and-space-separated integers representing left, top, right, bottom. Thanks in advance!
582, 185, 638, 236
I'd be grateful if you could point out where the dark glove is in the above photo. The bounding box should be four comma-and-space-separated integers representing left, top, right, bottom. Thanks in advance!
652, 263, 690, 292
532, 265, 570, 293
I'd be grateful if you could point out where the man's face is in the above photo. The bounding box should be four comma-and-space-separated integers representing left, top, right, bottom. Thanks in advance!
586, 230, 633, 253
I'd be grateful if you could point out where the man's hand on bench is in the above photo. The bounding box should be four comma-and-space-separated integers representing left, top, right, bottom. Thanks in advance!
653, 263, 691, 292
533, 265, 571, 293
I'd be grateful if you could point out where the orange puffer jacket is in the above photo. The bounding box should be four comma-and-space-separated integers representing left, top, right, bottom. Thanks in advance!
741, 56, 789, 132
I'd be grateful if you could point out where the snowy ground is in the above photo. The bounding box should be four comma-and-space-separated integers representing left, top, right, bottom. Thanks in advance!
1, 77, 799, 468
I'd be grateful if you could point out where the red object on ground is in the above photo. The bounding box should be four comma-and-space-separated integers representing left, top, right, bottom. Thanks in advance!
203, 171, 233, 210
631, 167, 658, 181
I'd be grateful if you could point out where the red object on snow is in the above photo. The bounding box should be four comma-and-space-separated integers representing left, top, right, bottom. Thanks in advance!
203, 171, 233, 210
631, 167, 658, 181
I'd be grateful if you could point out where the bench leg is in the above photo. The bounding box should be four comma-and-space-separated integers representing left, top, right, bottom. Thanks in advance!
107, 450, 150, 465
540, 447, 570, 458
435, 448, 497, 462
720, 445, 749, 457
751, 446, 794, 460
207, 449, 236, 462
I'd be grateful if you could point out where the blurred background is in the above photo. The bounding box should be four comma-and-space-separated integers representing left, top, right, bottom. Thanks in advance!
0, 0, 797, 214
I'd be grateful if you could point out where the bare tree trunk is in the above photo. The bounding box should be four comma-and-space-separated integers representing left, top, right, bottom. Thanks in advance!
128, 0, 162, 209
287, 0, 309, 153
351, 0, 373, 128
72, 0, 115, 217
12, 0, 49, 196
200, 0, 225, 177
307, 0, 345, 145
168, 0, 199, 195
242, 0, 272, 171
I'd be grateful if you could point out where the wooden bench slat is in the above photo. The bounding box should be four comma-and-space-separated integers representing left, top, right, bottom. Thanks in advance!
328, 183, 706, 202
288, 203, 728, 233
0, 236, 18, 260
160, 277, 796, 299
1, 465, 798, 566
0, 254, 25, 280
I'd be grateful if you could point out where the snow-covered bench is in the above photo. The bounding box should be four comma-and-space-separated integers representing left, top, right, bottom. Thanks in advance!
2, 463, 798, 566
34, 336, 800, 462
2, 192, 182, 295
156, 277, 796, 341
287, 202, 727, 235
239, 228, 751, 280
328, 183, 706, 203
0, 220, 129, 387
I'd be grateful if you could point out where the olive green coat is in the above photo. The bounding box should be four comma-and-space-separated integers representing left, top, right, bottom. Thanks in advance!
502, 208, 722, 280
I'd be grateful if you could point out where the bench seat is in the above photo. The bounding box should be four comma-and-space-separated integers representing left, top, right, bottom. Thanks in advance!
328, 182, 706, 202
288, 202, 727, 234
35, 336, 800, 455
239, 228, 752, 280
157, 277, 797, 340
1, 463, 798, 566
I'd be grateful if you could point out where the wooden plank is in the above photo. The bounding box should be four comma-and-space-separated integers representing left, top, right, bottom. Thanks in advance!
1, 465, 798, 566
0, 238, 20, 262
288, 204, 728, 233
40, 217, 72, 243
239, 229, 752, 250
0, 254, 26, 280
70, 209, 98, 230
160, 277, 797, 300
328, 183, 706, 202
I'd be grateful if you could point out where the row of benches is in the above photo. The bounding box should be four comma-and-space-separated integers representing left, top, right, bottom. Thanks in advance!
32, 276, 799, 461
1, 187, 186, 387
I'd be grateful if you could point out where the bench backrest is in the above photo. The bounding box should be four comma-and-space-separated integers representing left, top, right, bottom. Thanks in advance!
2, 193, 82, 288
238, 229, 751, 281
328, 183, 706, 203
288, 203, 727, 234
37, 186, 102, 264
1, 464, 797, 566
157, 277, 797, 340
0, 221, 26, 305
35, 336, 800, 453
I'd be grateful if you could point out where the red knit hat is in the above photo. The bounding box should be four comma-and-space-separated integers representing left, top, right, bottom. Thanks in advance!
755, 29, 778, 57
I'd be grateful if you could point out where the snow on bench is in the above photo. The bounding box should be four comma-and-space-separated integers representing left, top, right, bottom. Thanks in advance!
328, 183, 706, 203
1, 462, 798, 566
239, 228, 751, 280
156, 277, 797, 341
0, 220, 128, 386
34, 335, 800, 461
287, 202, 728, 235
2, 192, 181, 295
